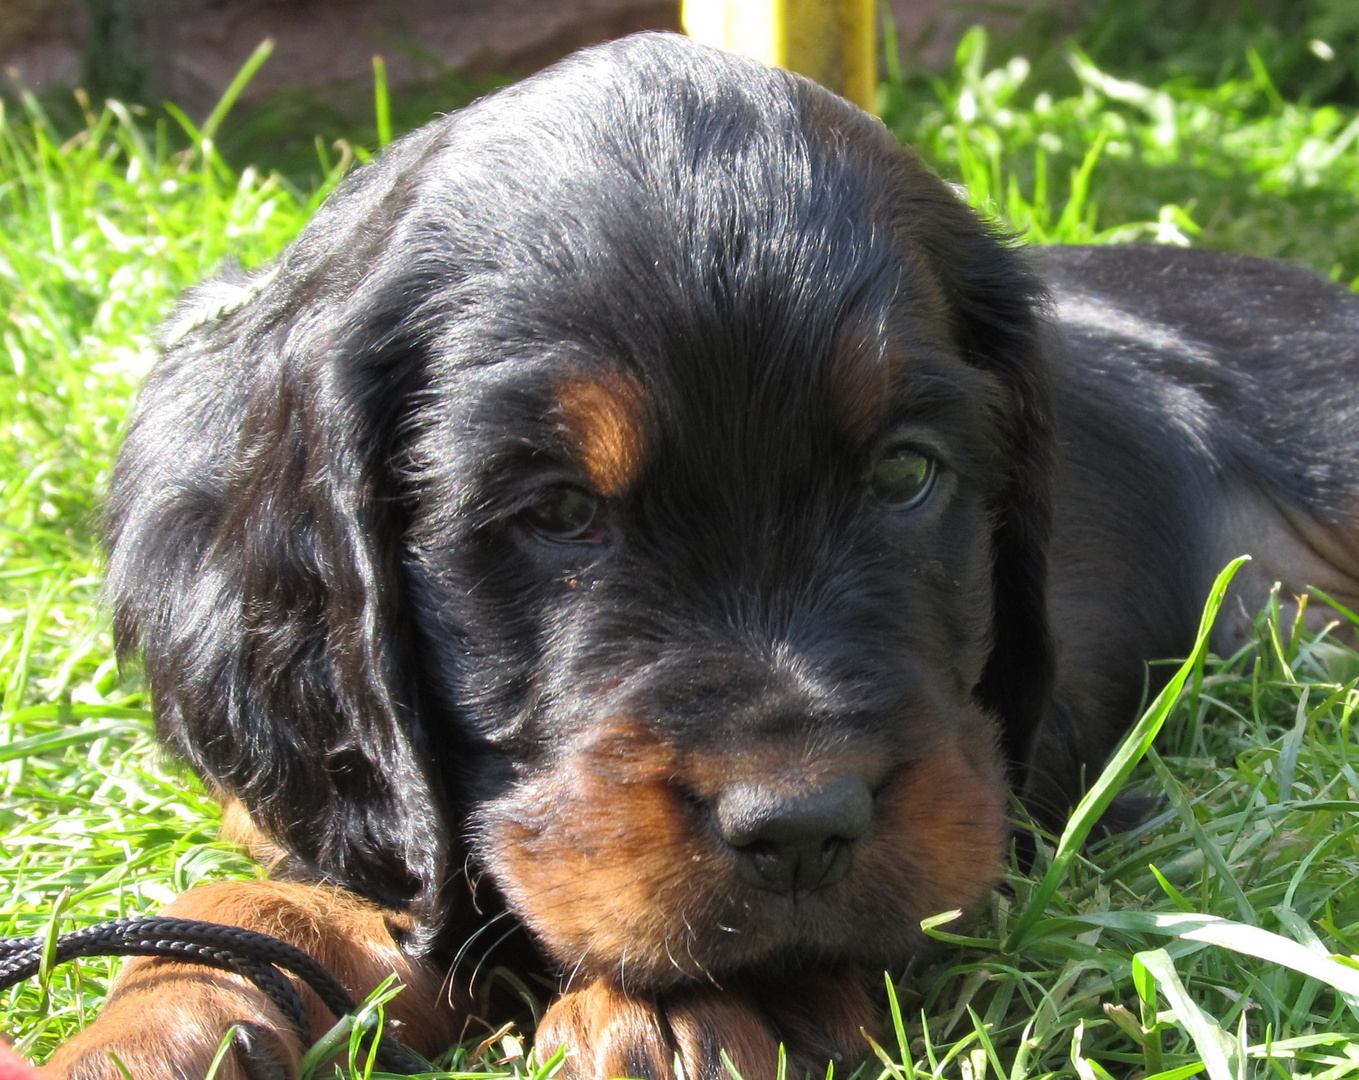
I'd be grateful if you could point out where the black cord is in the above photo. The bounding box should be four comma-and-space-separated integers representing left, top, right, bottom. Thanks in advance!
0, 917, 430, 1075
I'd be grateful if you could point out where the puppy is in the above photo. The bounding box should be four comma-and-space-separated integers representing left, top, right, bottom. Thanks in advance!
50, 30, 1359, 1080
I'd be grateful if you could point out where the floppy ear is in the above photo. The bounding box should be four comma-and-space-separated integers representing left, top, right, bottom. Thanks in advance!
104, 132, 459, 938
892, 162, 1057, 785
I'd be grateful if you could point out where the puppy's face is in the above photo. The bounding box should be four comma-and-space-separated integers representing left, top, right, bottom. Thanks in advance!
397, 62, 1023, 987
109, 34, 1050, 994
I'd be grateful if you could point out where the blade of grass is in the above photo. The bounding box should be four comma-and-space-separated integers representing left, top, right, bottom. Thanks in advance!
1144, 749, 1255, 924
1006, 557, 1248, 948
1133, 949, 1237, 1080
372, 56, 391, 148
1071, 911, 1359, 998
200, 39, 276, 144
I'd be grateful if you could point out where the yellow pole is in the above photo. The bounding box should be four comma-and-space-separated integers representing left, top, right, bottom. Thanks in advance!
681, 0, 877, 114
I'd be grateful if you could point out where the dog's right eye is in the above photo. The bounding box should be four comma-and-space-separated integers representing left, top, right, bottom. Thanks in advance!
520, 486, 605, 543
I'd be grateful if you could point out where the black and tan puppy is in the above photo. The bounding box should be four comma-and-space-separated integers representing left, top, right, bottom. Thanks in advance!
51, 31, 1359, 1080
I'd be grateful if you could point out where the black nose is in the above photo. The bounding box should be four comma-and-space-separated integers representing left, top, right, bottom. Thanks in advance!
715, 776, 872, 894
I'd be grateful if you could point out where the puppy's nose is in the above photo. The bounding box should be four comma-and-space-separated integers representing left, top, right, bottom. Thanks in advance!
715, 777, 872, 894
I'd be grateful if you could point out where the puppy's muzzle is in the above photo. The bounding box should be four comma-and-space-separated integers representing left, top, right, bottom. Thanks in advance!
714, 776, 873, 894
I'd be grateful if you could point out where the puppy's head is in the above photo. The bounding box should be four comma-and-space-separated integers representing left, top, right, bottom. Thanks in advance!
106, 34, 1052, 984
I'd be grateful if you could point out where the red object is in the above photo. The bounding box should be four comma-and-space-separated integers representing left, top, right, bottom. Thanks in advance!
0, 1044, 42, 1080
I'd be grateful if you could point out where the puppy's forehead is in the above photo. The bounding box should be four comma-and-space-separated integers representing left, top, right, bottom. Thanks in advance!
420, 36, 974, 487
429, 36, 912, 310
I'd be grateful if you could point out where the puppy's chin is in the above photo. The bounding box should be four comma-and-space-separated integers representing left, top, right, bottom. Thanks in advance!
472, 701, 1008, 989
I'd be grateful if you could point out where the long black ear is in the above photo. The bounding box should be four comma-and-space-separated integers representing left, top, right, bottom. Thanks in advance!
890, 155, 1057, 785
104, 126, 458, 935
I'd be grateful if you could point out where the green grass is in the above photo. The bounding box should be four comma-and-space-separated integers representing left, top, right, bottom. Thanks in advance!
4, 27, 1359, 1080
881, 26, 1359, 283
985, 0, 1359, 111
0, 80, 336, 1062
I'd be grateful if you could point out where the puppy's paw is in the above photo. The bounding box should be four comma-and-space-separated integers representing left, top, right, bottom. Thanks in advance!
535, 974, 877, 1080
536, 982, 778, 1080
45, 964, 299, 1080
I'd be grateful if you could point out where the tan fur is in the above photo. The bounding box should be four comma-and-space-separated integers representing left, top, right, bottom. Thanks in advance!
829, 326, 892, 442
485, 710, 1006, 989
537, 981, 784, 1080
556, 372, 648, 497
45, 881, 460, 1080
218, 798, 291, 872
490, 719, 712, 981
536, 974, 875, 1080
856, 705, 1010, 920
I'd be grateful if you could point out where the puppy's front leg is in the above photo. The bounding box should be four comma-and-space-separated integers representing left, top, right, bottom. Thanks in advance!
535, 972, 877, 1080
46, 880, 458, 1080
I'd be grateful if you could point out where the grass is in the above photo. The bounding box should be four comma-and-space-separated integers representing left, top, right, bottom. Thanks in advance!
881, 25, 1359, 283
3, 21, 1359, 1080
0, 75, 337, 1062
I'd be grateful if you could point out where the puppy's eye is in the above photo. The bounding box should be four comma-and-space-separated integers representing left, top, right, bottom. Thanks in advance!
869, 447, 936, 510
521, 486, 605, 543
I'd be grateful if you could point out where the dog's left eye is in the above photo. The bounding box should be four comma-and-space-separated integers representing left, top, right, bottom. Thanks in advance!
868, 447, 936, 510
521, 486, 605, 543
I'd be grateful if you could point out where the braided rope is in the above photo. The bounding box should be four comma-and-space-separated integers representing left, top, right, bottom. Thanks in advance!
0, 917, 429, 1074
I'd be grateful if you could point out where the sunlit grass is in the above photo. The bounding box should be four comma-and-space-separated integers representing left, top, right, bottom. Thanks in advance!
0, 71, 336, 1063
3, 30, 1358, 1080
882, 27, 1359, 284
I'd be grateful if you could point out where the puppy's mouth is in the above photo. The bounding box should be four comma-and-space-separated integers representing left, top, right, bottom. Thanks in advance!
472, 708, 1008, 990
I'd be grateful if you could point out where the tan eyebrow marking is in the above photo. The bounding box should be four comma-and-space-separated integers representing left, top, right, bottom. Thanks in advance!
556, 371, 649, 497
830, 326, 898, 443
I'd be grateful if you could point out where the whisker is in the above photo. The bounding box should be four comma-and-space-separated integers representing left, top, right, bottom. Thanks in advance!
469, 922, 530, 994
449, 908, 515, 981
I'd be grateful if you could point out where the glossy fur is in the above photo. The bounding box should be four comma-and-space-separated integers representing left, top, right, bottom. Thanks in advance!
58, 31, 1359, 1080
